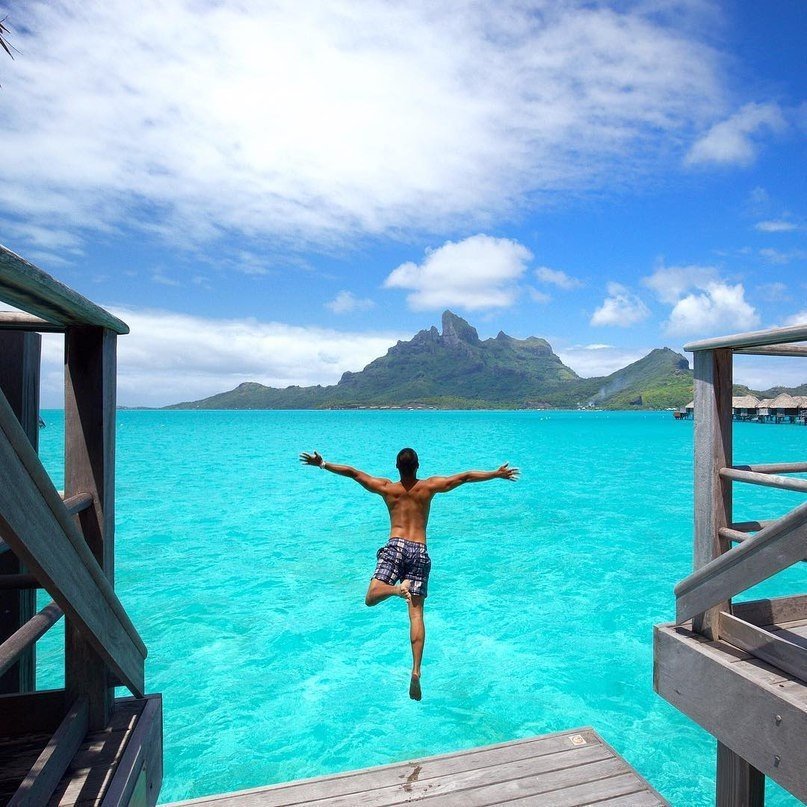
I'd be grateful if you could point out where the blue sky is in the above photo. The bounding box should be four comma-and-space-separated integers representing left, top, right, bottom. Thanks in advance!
0, 0, 805, 406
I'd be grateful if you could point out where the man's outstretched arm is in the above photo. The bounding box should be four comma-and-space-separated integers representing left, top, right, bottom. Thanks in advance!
428, 463, 519, 493
299, 451, 389, 494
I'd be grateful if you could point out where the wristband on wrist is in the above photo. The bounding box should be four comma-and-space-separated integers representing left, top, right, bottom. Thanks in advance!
320, 460, 327, 470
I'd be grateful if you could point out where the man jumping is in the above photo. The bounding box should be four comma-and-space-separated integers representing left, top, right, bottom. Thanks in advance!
299, 447, 519, 701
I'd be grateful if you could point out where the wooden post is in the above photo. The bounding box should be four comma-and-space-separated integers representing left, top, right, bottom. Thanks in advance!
0, 331, 41, 694
695, 350, 765, 805
64, 326, 117, 730
717, 741, 764, 807
693, 348, 732, 639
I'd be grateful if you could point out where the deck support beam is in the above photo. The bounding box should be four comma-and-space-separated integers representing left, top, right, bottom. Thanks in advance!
716, 742, 764, 807
0, 331, 40, 694
64, 326, 117, 730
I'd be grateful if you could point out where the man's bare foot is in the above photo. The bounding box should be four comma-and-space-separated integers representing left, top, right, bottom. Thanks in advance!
409, 672, 422, 701
397, 580, 412, 603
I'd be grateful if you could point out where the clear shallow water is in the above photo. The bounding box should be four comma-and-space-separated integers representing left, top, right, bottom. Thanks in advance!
35, 409, 806, 806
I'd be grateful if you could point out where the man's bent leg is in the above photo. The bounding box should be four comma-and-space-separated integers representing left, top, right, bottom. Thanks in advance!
408, 595, 425, 700
365, 578, 411, 607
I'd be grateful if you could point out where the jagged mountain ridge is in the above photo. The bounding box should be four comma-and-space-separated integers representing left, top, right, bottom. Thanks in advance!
167, 310, 697, 409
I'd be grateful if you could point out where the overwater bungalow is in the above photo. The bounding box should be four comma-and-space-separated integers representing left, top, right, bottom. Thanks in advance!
731, 394, 760, 421
677, 394, 807, 424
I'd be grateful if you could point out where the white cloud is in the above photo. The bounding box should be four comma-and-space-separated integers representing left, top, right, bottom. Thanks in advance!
665, 282, 759, 335
152, 273, 180, 287
325, 291, 375, 314
590, 283, 650, 327
783, 309, 807, 327
557, 345, 647, 377
685, 102, 786, 167
528, 287, 551, 304
755, 220, 798, 233
534, 266, 582, 290
759, 248, 805, 265
1, 1, 725, 255
756, 282, 789, 303
38, 309, 405, 407
384, 234, 532, 311
643, 264, 719, 304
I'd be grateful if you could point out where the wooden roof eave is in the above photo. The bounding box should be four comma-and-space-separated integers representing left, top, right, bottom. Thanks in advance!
0, 245, 129, 335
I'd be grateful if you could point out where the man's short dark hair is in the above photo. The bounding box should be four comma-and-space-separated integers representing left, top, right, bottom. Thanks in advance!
396, 447, 419, 475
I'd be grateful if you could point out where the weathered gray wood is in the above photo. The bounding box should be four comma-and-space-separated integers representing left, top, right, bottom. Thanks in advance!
0, 574, 42, 590
693, 348, 733, 638
0, 312, 65, 332
0, 388, 145, 697
101, 694, 163, 807
733, 595, 807, 627
0, 245, 128, 334
0, 601, 62, 678
720, 612, 807, 684
734, 344, 807, 357
676, 502, 807, 624
8, 697, 88, 807
720, 467, 807, 494
684, 323, 807, 352
731, 520, 775, 533
61, 493, 93, 516
65, 326, 119, 730
167, 729, 668, 807
719, 527, 752, 544
0, 331, 40, 694
732, 462, 807, 475
0, 689, 66, 736
654, 624, 807, 802
716, 741, 764, 807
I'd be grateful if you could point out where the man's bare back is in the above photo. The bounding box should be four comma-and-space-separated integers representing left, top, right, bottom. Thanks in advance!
299, 446, 519, 700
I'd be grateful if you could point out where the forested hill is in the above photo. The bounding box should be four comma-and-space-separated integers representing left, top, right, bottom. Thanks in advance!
167, 311, 702, 409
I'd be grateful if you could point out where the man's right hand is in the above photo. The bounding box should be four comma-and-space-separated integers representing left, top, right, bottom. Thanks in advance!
496, 463, 519, 481
300, 450, 324, 467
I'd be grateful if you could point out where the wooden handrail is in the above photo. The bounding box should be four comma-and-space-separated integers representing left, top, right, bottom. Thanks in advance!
0, 389, 146, 696
734, 345, 807, 357
731, 462, 807, 475
0, 601, 63, 678
676, 501, 807, 624
7, 696, 89, 807
0, 245, 129, 334
719, 468, 807, 494
62, 492, 94, 515
730, 520, 775, 533
718, 528, 752, 544
0, 573, 41, 590
0, 312, 65, 333
684, 323, 807, 352
719, 527, 807, 561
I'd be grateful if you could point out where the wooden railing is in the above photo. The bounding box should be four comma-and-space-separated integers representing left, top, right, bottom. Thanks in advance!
675, 455, 807, 686
0, 387, 146, 696
0, 337, 145, 803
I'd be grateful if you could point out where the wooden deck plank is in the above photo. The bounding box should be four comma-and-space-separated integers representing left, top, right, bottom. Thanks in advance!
168, 729, 666, 807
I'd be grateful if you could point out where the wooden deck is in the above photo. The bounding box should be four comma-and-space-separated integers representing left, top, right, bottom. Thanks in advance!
655, 617, 807, 803
0, 694, 162, 806
169, 728, 667, 807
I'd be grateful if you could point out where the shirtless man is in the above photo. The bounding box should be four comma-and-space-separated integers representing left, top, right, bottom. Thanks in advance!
299, 447, 519, 700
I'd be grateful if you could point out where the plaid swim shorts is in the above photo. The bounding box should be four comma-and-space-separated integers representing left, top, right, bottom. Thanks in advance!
373, 537, 431, 598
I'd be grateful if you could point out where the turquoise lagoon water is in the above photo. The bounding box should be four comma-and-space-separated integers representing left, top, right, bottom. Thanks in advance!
34, 409, 806, 805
